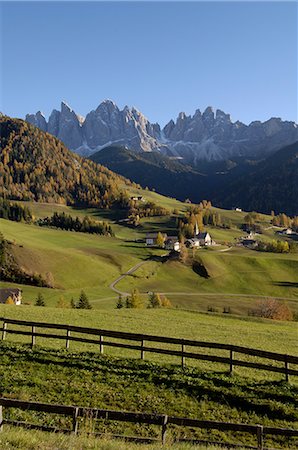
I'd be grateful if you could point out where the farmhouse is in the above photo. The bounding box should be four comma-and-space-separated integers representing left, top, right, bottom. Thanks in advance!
130, 196, 145, 202
0, 288, 22, 305
232, 207, 242, 212
278, 228, 294, 235
241, 238, 258, 249
164, 236, 180, 252
145, 233, 167, 246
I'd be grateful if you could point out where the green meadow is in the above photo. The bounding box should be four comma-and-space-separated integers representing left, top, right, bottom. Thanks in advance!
1, 199, 297, 314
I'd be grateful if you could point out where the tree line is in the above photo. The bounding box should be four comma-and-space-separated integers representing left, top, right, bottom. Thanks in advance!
37, 212, 114, 236
116, 289, 172, 309
0, 198, 32, 223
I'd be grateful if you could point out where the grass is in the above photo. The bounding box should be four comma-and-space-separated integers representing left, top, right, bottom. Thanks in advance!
0, 218, 153, 307
0, 305, 297, 357
0, 427, 245, 450
1, 200, 297, 315
116, 250, 298, 313
0, 342, 297, 449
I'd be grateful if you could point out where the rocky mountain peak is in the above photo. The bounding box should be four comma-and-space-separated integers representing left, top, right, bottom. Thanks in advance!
25, 101, 298, 162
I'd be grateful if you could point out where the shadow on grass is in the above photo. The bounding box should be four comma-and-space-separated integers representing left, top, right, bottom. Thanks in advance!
1, 343, 297, 423
272, 281, 298, 288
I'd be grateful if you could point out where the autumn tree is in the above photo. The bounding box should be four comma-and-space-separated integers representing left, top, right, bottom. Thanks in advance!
156, 232, 165, 248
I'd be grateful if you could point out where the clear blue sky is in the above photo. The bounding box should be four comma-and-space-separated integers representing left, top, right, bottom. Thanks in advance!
1, 1, 297, 126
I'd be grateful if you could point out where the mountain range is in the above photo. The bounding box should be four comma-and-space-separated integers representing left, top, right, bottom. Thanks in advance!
26, 101, 298, 164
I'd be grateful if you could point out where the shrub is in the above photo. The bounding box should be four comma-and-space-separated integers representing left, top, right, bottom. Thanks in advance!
116, 296, 124, 309
250, 299, 293, 321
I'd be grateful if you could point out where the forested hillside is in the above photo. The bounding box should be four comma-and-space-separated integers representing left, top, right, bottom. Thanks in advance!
90, 145, 209, 200
0, 117, 134, 208
214, 142, 298, 215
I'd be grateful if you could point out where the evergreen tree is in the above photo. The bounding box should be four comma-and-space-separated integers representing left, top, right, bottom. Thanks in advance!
70, 297, 76, 309
35, 293, 45, 307
148, 292, 162, 308
77, 290, 92, 309
116, 295, 124, 309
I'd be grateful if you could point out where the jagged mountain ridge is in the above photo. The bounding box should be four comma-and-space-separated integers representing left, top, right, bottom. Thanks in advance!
26, 101, 298, 163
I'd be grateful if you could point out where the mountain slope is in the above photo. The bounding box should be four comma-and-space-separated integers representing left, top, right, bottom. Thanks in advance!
26, 101, 298, 162
214, 142, 298, 215
89, 145, 213, 200
0, 116, 133, 207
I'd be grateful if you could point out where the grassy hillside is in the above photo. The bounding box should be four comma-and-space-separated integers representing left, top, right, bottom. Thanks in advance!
0, 303, 297, 448
0, 339, 297, 448
1, 198, 297, 313
0, 306, 297, 357
0, 218, 153, 307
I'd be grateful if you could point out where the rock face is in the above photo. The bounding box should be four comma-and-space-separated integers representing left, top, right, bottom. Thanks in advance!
26, 101, 298, 163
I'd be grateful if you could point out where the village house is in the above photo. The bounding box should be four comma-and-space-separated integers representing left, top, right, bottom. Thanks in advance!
130, 196, 145, 202
145, 233, 167, 246
278, 228, 294, 235
0, 288, 22, 305
164, 236, 180, 252
241, 238, 258, 249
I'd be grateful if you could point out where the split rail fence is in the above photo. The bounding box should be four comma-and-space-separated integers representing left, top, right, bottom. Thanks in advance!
0, 397, 297, 449
1, 317, 298, 380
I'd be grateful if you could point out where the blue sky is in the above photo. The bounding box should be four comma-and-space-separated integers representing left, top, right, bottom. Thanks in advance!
1, 1, 297, 126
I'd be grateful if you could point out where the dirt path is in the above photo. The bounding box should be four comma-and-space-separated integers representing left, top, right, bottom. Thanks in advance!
109, 261, 149, 296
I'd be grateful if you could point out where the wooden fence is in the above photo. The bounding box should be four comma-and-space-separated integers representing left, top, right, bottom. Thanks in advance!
1, 317, 298, 380
0, 397, 297, 449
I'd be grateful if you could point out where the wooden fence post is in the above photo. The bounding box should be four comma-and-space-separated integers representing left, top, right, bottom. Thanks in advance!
141, 339, 145, 360
285, 355, 289, 382
1, 322, 7, 341
99, 335, 104, 354
72, 407, 79, 434
229, 349, 233, 374
31, 326, 36, 348
0, 405, 3, 432
256, 425, 263, 450
66, 329, 71, 349
181, 343, 185, 368
161, 414, 168, 445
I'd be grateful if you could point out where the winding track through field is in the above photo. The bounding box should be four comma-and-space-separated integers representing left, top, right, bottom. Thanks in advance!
109, 261, 296, 301
109, 261, 149, 296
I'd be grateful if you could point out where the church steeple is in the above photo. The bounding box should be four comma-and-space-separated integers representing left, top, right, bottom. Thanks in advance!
195, 221, 199, 236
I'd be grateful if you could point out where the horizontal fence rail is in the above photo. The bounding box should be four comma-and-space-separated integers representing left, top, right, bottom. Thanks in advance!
1, 317, 298, 380
0, 397, 297, 449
